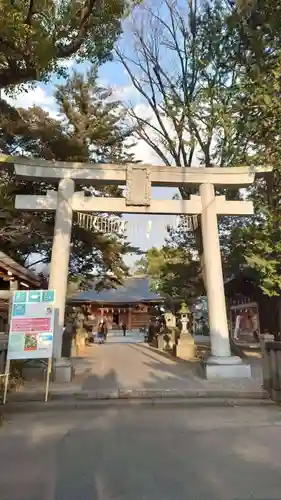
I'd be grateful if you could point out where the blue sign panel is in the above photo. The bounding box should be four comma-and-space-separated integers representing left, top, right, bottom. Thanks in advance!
28, 291, 41, 303
42, 290, 55, 303
14, 291, 27, 303
12, 303, 26, 316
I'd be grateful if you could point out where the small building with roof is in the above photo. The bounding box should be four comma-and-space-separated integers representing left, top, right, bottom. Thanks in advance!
0, 251, 43, 332
224, 273, 281, 342
0, 252, 43, 364
69, 276, 164, 330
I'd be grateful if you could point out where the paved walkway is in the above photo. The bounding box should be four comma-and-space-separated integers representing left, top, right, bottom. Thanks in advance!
9, 331, 267, 401
1, 404, 281, 499
74, 336, 264, 394
102, 330, 145, 344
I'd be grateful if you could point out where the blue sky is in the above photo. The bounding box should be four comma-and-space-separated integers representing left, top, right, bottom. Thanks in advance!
99, 58, 179, 266
5, 0, 187, 268
6, 56, 178, 269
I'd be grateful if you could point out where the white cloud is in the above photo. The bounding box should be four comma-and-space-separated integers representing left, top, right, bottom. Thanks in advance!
111, 84, 138, 102
98, 80, 139, 103
129, 102, 206, 167
3, 85, 59, 119
132, 136, 163, 165
129, 103, 174, 166
4, 86, 54, 109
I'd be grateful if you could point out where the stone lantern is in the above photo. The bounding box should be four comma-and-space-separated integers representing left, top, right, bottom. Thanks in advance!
164, 311, 176, 329
163, 311, 177, 350
176, 301, 195, 360
179, 302, 189, 334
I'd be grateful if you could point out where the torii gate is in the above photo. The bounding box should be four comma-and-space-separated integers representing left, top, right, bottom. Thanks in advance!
0, 156, 271, 379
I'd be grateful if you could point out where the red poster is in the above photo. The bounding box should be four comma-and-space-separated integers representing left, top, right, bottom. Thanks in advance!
11, 317, 51, 333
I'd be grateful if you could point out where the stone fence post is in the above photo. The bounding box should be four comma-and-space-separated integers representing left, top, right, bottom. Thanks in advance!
260, 333, 274, 390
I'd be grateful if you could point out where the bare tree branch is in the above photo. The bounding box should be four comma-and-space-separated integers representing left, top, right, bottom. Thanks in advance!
118, 0, 247, 174
56, 0, 101, 58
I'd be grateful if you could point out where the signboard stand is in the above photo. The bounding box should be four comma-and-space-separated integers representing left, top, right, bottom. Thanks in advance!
2, 360, 10, 405
2, 358, 52, 405
45, 358, 52, 403
2, 289, 55, 405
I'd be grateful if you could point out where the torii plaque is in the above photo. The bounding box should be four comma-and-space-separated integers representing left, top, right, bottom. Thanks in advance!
0, 156, 271, 380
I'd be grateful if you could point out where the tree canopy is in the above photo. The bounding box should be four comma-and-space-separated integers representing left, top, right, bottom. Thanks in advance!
222, 0, 281, 300
122, 0, 281, 307
134, 247, 203, 307
0, 69, 139, 287
2, 0, 281, 304
117, 0, 253, 286
0, 0, 140, 90
117, 0, 249, 170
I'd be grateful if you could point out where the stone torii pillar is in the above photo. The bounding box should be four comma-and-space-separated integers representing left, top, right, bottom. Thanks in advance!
200, 184, 231, 358
48, 179, 75, 360
17, 180, 252, 378
15, 179, 75, 369
199, 184, 245, 377
4, 156, 271, 380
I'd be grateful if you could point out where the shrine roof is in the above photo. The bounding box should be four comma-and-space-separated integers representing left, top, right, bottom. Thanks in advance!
69, 276, 164, 304
0, 251, 41, 287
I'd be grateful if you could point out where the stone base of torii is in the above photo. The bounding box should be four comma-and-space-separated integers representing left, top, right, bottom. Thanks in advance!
2, 157, 271, 381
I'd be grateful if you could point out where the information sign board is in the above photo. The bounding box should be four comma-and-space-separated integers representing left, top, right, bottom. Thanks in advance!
7, 290, 55, 360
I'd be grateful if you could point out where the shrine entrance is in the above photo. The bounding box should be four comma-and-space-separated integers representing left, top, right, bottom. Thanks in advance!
1, 155, 270, 380
112, 312, 120, 328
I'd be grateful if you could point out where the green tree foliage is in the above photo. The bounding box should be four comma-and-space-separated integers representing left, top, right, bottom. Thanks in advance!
0, 69, 139, 287
0, 0, 140, 90
118, 0, 252, 286
134, 247, 203, 306
126, 0, 281, 305
221, 1, 281, 299
134, 247, 166, 279
227, 0, 281, 161
118, 0, 250, 170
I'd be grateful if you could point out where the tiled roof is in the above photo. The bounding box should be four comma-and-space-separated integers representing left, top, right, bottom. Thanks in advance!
0, 251, 41, 286
69, 276, 164, 304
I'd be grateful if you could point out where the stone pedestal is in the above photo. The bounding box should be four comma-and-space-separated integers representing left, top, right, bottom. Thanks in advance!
260, 333, 274, 352
157, 334, 165, 350
204, 355, 251, 379
260, 333, 274, 389
164, 329, 175, 350
176, 305, 195, 360
176, 333, 196, 360
52, 358, 73, 383
74, 330, 87, 355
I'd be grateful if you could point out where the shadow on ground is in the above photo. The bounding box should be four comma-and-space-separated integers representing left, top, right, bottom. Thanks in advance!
67, 342, 263, 394
0, 404, 281, 500
6, 342, 264, 405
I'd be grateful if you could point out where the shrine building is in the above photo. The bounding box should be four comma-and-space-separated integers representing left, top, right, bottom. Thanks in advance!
69, 276, 164, 331
225, 273, 280, 342
0, 251, 42, 333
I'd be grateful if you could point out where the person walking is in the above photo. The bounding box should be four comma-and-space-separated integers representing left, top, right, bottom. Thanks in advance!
148, 319, 157, 344
122, 322, 127, 337
97, 319, 107, 344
